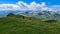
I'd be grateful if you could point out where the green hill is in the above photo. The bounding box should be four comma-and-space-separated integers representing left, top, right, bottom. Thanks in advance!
0, 15, 60, 34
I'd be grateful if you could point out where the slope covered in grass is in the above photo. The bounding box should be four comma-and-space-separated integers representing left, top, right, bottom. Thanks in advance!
0, 15, 60, 34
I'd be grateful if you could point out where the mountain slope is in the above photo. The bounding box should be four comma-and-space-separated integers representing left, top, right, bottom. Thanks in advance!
0, 15, 60, 34
0, 10, 60, 20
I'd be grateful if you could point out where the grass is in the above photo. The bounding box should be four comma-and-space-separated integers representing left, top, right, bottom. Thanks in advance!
0, 15, 60, 34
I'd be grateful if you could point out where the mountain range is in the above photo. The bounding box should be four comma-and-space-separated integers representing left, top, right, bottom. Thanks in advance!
0, 10, 60, 20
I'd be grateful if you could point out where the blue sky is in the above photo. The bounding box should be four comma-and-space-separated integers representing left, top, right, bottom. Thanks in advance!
0, 0, 60, 11
0, 0, 60, 5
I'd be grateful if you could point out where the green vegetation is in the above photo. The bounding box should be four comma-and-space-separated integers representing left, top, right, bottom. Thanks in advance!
0, 15, 60, 34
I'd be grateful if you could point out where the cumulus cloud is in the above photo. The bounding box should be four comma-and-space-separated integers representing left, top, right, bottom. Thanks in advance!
29, 1, 40, 9
0, 1, 60, 11
0, 4, 20, 10
41, 2, 46, 7
17, 1, 48, 10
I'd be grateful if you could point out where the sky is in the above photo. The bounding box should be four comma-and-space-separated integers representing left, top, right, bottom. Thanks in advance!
0, 0, 60, 11
0, 0, 60, 5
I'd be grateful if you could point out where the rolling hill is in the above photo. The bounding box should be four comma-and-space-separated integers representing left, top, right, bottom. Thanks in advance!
0, 15, 60, 34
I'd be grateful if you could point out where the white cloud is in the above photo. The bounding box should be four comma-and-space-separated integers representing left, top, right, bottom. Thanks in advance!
17, 1, 30, 10
0, 4, 20, 10
17, 1, 48, 10
0, 1, 60, 11
40, 2, 46, 7
17, 1, 27, 7
30, 1, 39, 9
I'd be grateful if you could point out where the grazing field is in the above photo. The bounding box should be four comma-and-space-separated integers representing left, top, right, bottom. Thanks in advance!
0, 15, 60, 34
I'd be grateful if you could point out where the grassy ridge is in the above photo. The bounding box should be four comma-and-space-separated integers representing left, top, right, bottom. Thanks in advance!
0, 15, 60, 34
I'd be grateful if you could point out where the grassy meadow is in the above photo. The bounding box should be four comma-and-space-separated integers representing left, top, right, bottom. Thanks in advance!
0, 15, 60, 34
